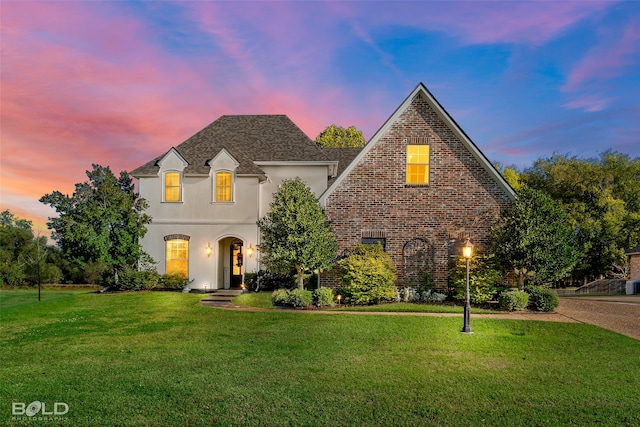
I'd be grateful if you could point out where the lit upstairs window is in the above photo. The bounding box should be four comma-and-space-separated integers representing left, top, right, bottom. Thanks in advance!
164, 172, 181, 202
216, 171, 232, 202
406, 145, 430, 185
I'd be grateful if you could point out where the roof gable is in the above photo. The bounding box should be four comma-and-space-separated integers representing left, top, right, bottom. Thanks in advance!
319, 83, 516, 205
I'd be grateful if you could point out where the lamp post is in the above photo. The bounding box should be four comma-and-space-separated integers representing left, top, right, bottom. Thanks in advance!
462, 238, 473, 333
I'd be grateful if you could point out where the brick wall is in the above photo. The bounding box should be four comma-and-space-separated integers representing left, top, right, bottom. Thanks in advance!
630, 254, 640, 281
322, 93, 513, 290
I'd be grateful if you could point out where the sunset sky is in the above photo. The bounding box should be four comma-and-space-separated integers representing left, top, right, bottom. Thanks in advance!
1, 1, 639, 235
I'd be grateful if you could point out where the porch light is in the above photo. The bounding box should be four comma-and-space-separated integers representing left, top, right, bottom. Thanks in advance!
462, 238, 473, 334
247, 244, 254, 258
205, 243, 212, 257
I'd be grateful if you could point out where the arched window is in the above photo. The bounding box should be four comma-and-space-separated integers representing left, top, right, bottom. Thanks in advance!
215, 171, 233, 202
166, 238, 188, 277
164, 172, 182, 202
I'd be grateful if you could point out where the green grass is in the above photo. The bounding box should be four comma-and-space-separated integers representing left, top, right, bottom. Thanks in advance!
232, 291, 274, 308
2, 289, 639, 426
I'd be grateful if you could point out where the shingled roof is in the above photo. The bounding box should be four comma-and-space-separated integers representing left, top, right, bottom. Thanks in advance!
322, 148, 363, 185
131, 115, 333, 177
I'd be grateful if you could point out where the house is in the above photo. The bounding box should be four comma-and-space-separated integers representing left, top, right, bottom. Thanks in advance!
132, 83, 515, 291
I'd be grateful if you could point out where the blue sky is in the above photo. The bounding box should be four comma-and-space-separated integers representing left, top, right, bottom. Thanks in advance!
1, 1, 639, 231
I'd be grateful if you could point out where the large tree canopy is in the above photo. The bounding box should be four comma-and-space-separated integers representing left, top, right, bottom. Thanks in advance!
40, 164, 151, 285
315, 124, 366, 148
491, 186, 579, 286
521, 151, 640, 281
257, 178, 338, 289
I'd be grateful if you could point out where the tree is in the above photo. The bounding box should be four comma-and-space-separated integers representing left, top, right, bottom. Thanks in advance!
0, 210, 61, 289
315, 124, 366, 148
522, 151, 640, 281
40, 164, 152, 286
0, 213, 33, 286
257, 178, 338, 289
491, 187, 579, 285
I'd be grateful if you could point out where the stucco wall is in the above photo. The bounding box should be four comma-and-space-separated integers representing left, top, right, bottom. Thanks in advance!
138, 162, 329, 289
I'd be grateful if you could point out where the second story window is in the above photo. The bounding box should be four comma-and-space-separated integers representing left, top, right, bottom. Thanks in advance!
164, 172, 182, 202
406, 145, 430, 185
215, 171, 233, 202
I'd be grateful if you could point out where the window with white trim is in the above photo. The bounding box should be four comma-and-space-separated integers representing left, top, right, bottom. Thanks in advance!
215, 171, 233, 202
164, 171, 182, 202
406, 145, 430, 185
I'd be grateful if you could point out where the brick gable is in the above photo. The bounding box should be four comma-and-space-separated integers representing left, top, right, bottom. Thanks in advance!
323, 91, 513, 290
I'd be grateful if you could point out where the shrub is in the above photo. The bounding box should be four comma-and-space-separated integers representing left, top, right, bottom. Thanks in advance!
257, 271, 296, 291
524, 285, 559, 312
449, 253, 502, 304
117, 266, 159, 291
288, 288, 313, 308
338, 243, 397, 305
271, 289, 290, 306
313, 287, 335, 307
498, 290, 529, 311
244, 272, 259, 291
159, 272, 190, 290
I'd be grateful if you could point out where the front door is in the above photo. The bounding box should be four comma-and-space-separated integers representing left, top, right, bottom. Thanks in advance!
230, 240, 243, 288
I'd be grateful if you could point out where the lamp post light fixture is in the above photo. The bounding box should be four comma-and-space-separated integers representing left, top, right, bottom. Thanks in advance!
462, 238, 473, 334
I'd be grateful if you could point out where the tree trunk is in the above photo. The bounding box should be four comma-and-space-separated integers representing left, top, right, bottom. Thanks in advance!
296, 266, 304, 290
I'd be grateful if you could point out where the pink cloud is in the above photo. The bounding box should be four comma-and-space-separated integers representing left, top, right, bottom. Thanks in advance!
563, 95, 613, 112
330, 1, 615, 46
562, 22, 640, 93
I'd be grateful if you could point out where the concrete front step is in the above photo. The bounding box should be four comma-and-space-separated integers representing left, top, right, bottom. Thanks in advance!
199, 289, 244, 303
213, 290, 244, 296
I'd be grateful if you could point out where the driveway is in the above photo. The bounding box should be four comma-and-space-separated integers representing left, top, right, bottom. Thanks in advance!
556, 295, 640, 340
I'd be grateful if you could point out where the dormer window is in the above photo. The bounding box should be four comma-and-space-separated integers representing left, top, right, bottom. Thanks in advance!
164, 171, 182, 202
215, 171, 233, 202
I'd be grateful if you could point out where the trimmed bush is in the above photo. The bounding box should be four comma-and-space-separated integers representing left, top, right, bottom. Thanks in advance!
338, 243, 397, 305
117, 266, 159, 291
270, 288, 314, 308
498, 290, 529, 311
288, 288, 313, 308
159, 272, 190, 291
271, 289, 290, 306
524, 285, 559, 312
313, 287, 335, 307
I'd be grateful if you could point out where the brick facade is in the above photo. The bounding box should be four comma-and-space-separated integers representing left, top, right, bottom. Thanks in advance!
322, 91, 513, 290
629, 253, 640, 281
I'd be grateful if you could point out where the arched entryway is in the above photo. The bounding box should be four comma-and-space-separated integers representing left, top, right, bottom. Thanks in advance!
217, 237, 244, 289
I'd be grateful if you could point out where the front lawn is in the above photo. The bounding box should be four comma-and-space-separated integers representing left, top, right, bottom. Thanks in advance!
1, 289, 639, 426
